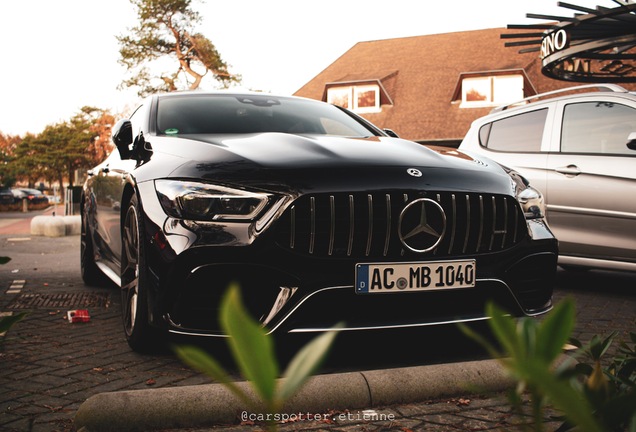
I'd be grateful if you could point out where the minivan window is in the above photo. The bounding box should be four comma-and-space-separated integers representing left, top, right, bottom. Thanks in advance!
479, 109, 548, 152
561, 102, 636, 155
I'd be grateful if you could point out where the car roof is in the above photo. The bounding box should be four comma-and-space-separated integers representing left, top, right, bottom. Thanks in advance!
487, 84, 636, 117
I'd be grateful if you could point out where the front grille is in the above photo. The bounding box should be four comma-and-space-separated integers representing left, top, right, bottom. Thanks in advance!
275, 191, 526, 259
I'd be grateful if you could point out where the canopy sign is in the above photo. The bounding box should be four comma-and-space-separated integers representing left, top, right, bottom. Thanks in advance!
503, 2, 636, 82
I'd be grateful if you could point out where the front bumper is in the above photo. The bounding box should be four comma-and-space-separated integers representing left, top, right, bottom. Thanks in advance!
136, 182, 558, 336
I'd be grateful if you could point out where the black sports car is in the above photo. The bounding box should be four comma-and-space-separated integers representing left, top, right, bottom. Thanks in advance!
81, 91, 558, 352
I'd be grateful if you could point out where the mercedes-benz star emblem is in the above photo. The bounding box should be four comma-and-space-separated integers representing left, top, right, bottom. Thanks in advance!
407, 168, 422, 177
398, 198, 446, 253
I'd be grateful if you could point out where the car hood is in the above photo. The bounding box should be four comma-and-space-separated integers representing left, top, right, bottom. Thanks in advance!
138, 133, 514, 196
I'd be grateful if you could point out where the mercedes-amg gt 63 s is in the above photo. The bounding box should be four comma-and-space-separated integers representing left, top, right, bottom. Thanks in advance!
81, 91, 558, 352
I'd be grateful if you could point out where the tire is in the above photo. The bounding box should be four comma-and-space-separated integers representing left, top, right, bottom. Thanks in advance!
121, 194, 164, 353
80, 204, 106, 287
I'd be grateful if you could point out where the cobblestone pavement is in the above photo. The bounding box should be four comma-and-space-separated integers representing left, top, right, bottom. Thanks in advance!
1, 230, 635, 431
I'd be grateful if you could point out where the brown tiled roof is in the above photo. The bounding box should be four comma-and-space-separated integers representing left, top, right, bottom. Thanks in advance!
294, 27, 636, 143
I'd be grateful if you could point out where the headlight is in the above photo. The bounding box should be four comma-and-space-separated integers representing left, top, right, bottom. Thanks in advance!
508, 170, 546, 219
517, 185, 545, 219
155, 180, 272, 221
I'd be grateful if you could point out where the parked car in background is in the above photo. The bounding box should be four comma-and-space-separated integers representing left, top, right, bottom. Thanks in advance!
81, 90, 557, 352
459, 84, 636, 272
0, 188, 14, 205
14, 188, 50, 206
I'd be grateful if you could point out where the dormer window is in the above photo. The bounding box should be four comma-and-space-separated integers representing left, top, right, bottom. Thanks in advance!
327, 84, 381, 113
460, 74, 524, 108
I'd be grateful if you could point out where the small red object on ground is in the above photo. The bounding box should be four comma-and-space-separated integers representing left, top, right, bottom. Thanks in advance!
67, 309, 90, 323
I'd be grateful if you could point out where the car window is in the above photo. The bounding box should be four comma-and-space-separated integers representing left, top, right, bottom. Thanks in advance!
155, 94, 376, 137
479, 109, 548, 152
561, 101, 636, 155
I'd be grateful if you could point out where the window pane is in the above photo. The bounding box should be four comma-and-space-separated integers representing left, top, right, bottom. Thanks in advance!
357, 89, 377, 108
463, 77, 490, 102
485, 109, 548, 152
492, 75, 524, 104
327, 87, 351, 109
561, 102, 636, 155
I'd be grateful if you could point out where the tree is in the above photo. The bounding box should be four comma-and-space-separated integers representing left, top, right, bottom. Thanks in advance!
17, 107, 111, 189
118, 0, 240, 97
0, 132, 21, 188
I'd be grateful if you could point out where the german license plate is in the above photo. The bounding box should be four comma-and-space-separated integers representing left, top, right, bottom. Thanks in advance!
355, 259, 476, 294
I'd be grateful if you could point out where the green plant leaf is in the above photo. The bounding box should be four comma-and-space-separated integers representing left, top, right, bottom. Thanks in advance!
0, 256, 11, 265
486, 302, 521, 358
174, 344, 255, 408
536, 298, 575, 363
279, 323, 343, 401
220, 284, 279, 404
0, 312, 26, 334
524, 358, 604, 432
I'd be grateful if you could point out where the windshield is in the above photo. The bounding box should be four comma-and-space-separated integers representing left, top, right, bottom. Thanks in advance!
156, 94, 379, 137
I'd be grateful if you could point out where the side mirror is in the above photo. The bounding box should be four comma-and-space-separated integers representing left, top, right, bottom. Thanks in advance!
112, 119, 133, 159
384, 128, 399, 138
627, 132, 636, 151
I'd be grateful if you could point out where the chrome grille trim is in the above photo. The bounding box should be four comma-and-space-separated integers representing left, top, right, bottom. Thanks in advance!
328, 195, 335, 256
347, 195, 354, 256
309, 197, 315, 254
383, 194, 391, 257
448, 194, 457, 255
489, 196, 497, 251
366, 194, 373, 257
477, 195, 484, 252
280, 191, 526, 258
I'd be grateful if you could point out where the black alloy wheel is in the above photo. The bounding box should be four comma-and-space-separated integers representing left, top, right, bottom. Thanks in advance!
121, 194, 162, 352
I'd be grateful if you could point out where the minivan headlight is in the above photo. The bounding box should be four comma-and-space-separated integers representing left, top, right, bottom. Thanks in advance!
155, 180, 272, 221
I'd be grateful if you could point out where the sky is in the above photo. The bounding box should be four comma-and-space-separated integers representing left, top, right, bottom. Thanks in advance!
0, 0, 610, 136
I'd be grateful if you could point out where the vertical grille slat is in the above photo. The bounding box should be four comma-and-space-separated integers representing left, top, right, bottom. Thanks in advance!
383, 194, 391, 257
476, 195, 484, 253
347, 195, 354, 256
278, 191, 527, 259
489, 196, 497, 251
501, 198, 509, 249
328, 195, 335, 256
462, 194, 471, 254
309, 197, 316, 254
366, 194, 373, 257
448, 194, 457, 255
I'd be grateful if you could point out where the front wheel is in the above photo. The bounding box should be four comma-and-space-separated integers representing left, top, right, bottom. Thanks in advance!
121, 195, 164, 352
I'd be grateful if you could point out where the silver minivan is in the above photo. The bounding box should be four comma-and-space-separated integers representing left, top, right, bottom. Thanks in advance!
459, 84, 636, 272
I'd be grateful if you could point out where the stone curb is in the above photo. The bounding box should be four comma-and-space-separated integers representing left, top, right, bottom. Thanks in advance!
74, 358, 513, 432
30, 215, 81, 237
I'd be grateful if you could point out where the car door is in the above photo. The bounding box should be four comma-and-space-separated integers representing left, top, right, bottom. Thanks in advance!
90, 151, 136, 272
546, 97, 636, 264
468, 104, 556, 197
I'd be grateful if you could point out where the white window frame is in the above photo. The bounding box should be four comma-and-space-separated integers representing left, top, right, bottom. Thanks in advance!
327, 84, 381, 113
460, 75, 524, 108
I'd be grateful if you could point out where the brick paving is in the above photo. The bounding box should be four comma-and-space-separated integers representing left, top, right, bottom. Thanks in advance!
1, 230, 635, 431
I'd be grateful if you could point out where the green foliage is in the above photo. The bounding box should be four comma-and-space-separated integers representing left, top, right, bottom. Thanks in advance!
460, 300, 603, 432
7, 107, 111, 188
118, 0, 240, 97
175, 283, 341, 431
566, 330, 636, 431
462, 300, 636, 432
0, 312, 26, 337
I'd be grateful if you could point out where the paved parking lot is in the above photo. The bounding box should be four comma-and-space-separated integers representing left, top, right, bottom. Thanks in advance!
1, 224, 634, 431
